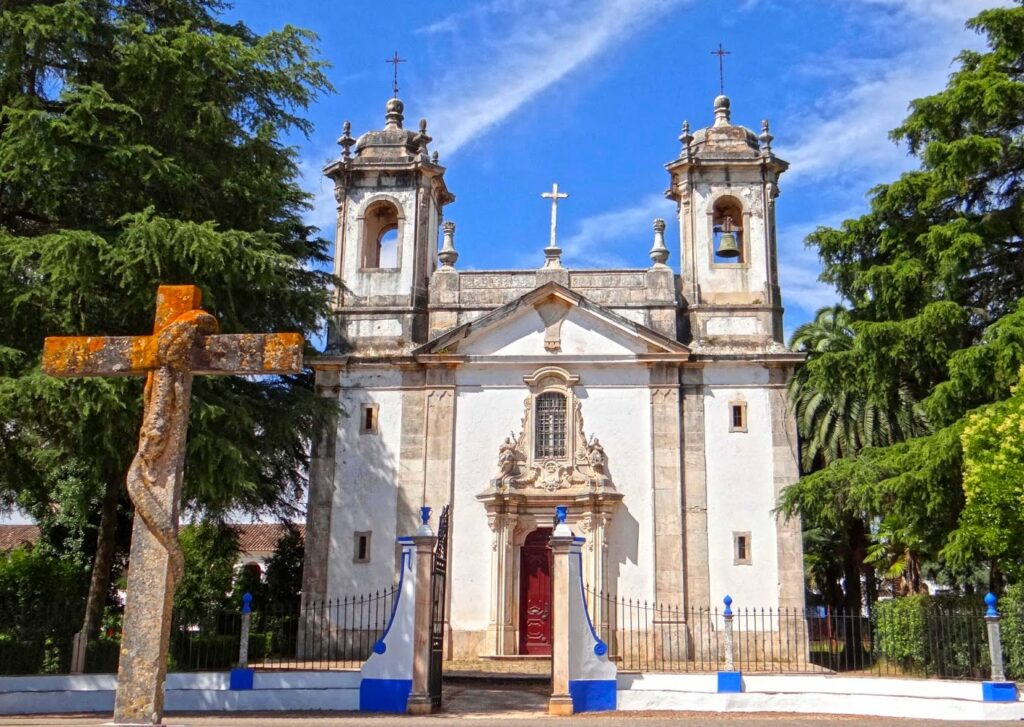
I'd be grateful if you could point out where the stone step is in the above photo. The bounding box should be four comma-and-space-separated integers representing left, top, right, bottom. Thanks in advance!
443, 657, 552, 684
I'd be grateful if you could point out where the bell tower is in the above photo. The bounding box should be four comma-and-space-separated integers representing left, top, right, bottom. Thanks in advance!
324, 97, 455, 353
666, 95, 788, 347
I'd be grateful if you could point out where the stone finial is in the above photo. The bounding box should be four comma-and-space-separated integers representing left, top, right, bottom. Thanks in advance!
438, 220, 458, 268
759, 119, 773, 156
649, 218, 669, 266
431, 150, 439, 164
337, 120, 355, 160
385, 97, 404, 129
414, 118, 432, 158
678, 120, 693, 158
713, 94, 731, 127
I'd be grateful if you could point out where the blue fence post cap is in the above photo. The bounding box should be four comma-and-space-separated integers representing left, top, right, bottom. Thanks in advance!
723, 594, 733, 617
420, 506, 432, 526
242, 592, 252, 614
985, 591, 998, 618
555, 505, 568, 524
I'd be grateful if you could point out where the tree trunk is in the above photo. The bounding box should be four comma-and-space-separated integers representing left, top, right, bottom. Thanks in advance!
841, 517, 869, 669
80, 478, 120, 642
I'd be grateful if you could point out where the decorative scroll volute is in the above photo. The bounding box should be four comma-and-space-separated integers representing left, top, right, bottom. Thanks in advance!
491, 366, 615, 493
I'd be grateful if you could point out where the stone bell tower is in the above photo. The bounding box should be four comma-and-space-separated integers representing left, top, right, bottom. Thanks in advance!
323, 97, 455, 354
665, 95, 788, 348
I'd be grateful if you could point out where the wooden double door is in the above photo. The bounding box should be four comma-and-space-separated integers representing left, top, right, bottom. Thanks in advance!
519, 528, 552, 655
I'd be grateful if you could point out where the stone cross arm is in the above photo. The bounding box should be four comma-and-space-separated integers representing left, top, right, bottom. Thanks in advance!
43, 332, 303, 377
41, 285, 303, 378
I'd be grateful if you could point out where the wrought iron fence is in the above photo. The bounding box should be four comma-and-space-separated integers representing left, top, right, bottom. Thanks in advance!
587, 589, 1002, 680
0, 598, 80, 675
251, 589, 397, 670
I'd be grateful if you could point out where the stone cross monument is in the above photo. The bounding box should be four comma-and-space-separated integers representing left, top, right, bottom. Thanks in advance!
541, 182, 569, 268
42, 285, 304, 725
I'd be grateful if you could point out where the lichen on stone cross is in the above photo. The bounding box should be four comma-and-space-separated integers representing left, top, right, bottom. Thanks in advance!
42, 285, 303, 725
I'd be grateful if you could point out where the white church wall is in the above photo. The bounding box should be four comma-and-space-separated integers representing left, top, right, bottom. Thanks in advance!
459, 305, 649, 357
702, 364, 780, 611
449, 362, 655, 646
327, 368, 403, 597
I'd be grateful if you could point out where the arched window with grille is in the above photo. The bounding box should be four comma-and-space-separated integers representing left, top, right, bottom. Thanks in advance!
534, 391, 567, 459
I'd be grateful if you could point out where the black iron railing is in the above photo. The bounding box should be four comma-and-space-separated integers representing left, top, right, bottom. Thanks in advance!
587, 590, 1002, 680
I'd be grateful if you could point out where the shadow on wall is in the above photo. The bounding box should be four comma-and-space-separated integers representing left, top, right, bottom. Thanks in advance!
328, 390, 400, 595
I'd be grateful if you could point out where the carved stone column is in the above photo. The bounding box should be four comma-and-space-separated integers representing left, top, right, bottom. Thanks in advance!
484, 507, 518, 656
579, 510, 610, 633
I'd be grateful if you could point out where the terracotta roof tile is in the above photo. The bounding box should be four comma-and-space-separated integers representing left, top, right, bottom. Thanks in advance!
230, 523, 304, 553
0, 525, 40, 551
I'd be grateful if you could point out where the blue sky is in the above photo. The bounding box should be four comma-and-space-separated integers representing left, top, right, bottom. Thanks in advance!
227, 0, 997, 339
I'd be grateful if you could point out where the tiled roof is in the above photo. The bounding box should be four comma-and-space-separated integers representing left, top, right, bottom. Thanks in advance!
0, 525, 40, 551
0, 522, 303, 554
231, 523, 304, 554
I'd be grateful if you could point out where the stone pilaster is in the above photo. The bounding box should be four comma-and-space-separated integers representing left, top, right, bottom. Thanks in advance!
579, 511, 611, 632
650, 365, 685, 607
396, 368, 428, 536
769, 367, 804, 609
300, 368, 341, 606
681, 368, 710, 609
423, 369, 456, 512
485, 510, 518, 656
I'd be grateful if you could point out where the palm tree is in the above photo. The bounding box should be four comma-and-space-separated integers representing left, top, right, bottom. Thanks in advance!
789, 306, 929, 472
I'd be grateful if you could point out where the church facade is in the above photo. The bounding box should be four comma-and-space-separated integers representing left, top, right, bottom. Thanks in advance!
301, 93, 805, 660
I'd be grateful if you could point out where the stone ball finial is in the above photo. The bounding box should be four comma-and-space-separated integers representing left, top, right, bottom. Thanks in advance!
438, 220, 458, 268
649, 218, 669, 266
713, 94, 731, 126
385, 97, 404, 128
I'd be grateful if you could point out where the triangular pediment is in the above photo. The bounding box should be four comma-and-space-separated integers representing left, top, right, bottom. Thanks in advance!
415, 282, 689, 358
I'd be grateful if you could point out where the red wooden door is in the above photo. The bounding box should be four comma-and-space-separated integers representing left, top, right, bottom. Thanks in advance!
519, 529, 552, 655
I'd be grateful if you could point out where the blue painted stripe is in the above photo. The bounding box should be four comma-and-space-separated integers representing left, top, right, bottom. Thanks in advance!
359, 678, 412, 713
717, 671, 743, 693
569, 679, 616, 712
229, 667, 254, 691
982, 681, 1018, 702
372, 547, 410, 654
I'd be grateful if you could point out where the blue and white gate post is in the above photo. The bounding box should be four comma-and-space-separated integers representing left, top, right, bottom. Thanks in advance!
359, 508, 436, 713
549, 506, 617, 715
982, 592, 1018, 702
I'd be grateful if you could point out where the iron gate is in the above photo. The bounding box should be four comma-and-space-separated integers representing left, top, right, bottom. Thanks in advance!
428, 504, 450, 709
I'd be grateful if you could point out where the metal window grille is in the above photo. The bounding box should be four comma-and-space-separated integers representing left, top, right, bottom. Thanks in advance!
535, 392, 567, 459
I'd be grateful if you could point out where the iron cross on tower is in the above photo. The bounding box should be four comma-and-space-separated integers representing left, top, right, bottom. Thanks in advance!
711, 42, 731, 95
386, 50, 406, 97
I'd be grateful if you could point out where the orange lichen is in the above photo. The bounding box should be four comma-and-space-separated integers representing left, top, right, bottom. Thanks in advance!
262, 332, 304, 372
43, 336, 104, 376
129, 335, 156, 371
153, 285, 202, 334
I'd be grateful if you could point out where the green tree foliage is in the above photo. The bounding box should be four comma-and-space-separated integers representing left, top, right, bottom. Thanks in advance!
784, 4, 1024, 594
261, 523, 303, 613
174, 521, 238, 627
0, 0, 334, 638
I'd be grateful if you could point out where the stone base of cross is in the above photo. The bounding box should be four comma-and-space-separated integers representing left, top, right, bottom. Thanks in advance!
43, 285, 304, 725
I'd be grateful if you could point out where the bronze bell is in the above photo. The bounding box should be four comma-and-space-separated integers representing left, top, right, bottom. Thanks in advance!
717, 216, 741, 258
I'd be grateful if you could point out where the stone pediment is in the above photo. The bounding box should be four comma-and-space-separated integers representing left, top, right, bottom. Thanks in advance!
415, 282, 689, 358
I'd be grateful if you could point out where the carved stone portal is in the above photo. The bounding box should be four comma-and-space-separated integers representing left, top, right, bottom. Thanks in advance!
478, 366, 622, 656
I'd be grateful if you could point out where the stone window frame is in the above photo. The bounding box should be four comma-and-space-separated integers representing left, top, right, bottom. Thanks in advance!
733, 531, 752, 565
522, 366, 581, 467
706, 191, 752, 269
356, 195, 404, 271
359, 403, 379, 434
353, 531, 372, 564
729, 400, 748, 433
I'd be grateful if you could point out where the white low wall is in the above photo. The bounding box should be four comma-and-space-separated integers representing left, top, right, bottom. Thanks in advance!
618, 673, 1024, 721
0, 671, 360, 715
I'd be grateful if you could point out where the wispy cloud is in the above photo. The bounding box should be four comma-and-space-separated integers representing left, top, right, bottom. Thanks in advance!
418, 0, 686, 157
778, 0, 995, 187
558, 194, 675, 268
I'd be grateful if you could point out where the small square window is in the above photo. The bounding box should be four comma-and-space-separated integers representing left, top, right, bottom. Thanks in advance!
353, 532, 371, 563
733, 532, 752, 565
729, 401, 747, 432
360, 404, 379, 434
